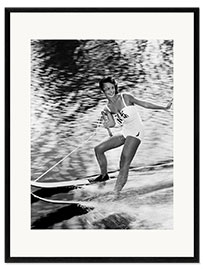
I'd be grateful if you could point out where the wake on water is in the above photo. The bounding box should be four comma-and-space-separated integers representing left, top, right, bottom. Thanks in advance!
31, 161, 173, 229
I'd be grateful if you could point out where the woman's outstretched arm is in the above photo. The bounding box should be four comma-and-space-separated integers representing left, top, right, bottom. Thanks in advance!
126, 94, 173, 110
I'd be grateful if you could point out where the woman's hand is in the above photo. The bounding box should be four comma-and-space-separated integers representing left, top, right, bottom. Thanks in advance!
165, 99, 173, 110
101, 110, 116, 128
101, 111, 113, 136
101, 114, 110, 128
101, 111, 111, 129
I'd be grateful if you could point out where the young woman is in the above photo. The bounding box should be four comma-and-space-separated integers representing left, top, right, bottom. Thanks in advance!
90, 76, 172, 197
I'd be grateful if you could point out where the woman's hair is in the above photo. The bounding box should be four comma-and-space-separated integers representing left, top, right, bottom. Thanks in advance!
99, 76, 118, 94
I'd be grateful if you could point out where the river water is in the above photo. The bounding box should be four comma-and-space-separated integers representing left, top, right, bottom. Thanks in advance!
31, 39, 173, 229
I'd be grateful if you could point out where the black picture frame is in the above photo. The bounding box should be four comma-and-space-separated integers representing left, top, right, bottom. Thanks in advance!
5, 7, 199, 263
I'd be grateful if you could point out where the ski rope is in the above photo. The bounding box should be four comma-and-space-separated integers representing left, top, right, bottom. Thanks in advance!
33, 116, 103, 182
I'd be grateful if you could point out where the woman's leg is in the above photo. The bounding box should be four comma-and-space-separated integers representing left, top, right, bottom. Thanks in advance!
94, 134, 125, 176
114, 136, 141, 194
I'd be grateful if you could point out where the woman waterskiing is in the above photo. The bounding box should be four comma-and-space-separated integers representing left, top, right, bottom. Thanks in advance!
90, 76, 173, 198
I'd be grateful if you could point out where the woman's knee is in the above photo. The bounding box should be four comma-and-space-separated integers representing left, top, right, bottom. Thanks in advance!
94, 144, 105, 155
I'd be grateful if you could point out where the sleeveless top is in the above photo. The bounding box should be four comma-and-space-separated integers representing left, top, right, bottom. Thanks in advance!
106, 93, 143, 128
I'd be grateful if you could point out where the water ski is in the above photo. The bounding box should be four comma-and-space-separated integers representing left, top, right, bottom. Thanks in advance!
31, 181, 114, 206
31, 177, 111, 189
31, 161, 173, 189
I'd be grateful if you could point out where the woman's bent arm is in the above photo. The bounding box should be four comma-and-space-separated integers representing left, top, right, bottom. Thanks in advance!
102, 110, 116, 128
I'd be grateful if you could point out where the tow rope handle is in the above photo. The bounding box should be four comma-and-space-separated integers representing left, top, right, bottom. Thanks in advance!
101, 111, 113, 137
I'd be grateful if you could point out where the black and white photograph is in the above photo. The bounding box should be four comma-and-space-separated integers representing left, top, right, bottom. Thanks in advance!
5, 8, 199, 262
31, 39, 173, 230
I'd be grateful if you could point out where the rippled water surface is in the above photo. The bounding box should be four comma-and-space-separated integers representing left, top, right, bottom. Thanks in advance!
31, 39, 173, 229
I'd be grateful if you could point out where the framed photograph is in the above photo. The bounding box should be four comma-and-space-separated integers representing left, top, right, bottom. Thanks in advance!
5, 8, 199, 263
